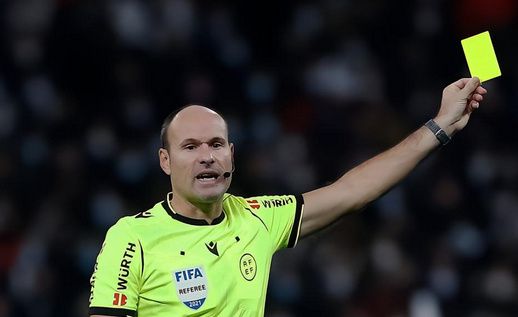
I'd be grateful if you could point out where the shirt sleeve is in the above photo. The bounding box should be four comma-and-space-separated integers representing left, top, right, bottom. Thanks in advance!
89, 218, 142, 316
244, 194, 304, 251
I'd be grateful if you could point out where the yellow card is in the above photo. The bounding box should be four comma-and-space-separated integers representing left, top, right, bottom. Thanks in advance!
461, 31, 501, 82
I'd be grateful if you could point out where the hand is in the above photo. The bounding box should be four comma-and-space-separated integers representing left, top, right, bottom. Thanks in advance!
434, 77, 488, 135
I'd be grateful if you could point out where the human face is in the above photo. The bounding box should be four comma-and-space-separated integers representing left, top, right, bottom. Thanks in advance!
159, 107, 233, 204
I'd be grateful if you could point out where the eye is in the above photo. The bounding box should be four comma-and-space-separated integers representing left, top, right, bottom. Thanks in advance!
212, 142, 224, 149
184, 144, 197, 150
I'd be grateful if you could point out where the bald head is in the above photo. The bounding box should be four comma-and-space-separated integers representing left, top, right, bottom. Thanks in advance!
160, 105, 228, 150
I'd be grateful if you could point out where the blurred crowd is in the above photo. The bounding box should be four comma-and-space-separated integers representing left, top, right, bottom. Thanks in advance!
1, 0, 517, 316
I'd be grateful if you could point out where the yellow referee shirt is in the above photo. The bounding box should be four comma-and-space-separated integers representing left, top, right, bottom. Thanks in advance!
89, 193, 304, 316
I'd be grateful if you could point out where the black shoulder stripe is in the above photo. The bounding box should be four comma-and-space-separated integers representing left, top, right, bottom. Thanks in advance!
287, 194, 304, 248
89, 306, 136, 316
138, 239, 144, 276
245, 207, 269, 232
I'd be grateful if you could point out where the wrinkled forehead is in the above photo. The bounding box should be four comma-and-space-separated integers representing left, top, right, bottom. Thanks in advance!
168, 109, 229, 145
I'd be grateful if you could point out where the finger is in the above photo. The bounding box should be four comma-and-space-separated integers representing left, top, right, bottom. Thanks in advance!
472, 94, 484, 102
452, 78, 471, 89
461, 77, 481, 96
470, 100, 480, 110
476, 86, 487, 94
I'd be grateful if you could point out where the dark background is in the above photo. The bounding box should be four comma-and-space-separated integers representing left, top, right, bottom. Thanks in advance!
1, 0, 517, 316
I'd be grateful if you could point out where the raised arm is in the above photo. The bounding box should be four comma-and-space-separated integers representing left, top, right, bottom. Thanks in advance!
300, 77, 487, 238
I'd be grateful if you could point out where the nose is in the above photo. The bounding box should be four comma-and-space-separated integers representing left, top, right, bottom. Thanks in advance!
198, 143, 215, 165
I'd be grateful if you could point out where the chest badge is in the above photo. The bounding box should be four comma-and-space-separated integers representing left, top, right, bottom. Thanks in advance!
239, 253, 257, 281
172, 267, 208, 310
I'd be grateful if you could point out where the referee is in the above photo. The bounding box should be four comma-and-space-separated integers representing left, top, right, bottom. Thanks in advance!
89, 77, 486, 316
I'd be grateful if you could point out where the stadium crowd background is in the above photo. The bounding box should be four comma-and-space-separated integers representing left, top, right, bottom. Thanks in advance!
1, 0, 517, 316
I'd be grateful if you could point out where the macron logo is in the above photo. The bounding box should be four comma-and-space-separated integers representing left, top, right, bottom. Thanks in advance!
205, 241, 219, 256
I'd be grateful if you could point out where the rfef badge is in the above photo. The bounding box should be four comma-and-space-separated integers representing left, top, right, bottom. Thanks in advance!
173, 267, 208, 310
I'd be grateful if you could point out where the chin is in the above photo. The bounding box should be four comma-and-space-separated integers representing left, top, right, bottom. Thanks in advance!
193, 189, 226, 203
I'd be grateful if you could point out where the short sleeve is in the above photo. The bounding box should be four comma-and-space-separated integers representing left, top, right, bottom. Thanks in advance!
89, 218, 142, 316
244, 194, 304, 252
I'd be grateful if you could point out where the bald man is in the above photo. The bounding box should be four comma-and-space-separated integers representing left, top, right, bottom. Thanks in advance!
89, 78, 487, 317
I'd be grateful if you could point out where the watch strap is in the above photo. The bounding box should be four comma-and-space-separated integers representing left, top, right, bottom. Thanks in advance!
425, 119, 451, 146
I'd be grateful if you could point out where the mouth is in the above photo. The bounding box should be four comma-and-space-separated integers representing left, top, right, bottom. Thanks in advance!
195, 171, 222, 183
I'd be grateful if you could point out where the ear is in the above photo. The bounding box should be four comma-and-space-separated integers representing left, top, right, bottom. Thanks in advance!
230, 143, 235, 170
159, 148, 171, 175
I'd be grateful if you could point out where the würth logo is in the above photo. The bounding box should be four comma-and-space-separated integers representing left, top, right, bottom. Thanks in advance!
260, 197, 293, 208
205, 241, 219, 256
117, 242, 136, 291
246, 199, 260, 209
113, 293, 127, 306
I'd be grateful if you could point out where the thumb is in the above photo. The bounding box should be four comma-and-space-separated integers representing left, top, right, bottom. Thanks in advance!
460, 77, 480, 97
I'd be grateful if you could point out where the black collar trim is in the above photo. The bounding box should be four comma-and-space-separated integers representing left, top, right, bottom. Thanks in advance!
161, 196, 226, 226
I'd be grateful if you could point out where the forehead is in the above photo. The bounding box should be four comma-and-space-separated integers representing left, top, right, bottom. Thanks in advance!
168, 108, 228, 145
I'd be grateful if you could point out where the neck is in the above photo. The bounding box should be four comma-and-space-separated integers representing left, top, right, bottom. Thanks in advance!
168, 192, 223, 224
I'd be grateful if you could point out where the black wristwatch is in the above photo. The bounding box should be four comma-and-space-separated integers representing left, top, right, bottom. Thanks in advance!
425, 119, 451, 146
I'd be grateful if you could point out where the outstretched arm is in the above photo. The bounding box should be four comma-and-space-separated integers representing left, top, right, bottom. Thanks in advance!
300, 77, 487, 238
